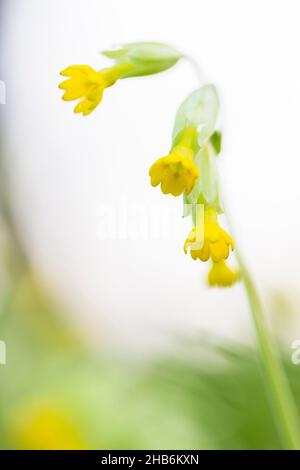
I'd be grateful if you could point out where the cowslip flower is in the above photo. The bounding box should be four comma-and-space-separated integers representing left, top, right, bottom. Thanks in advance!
59, 63, 132, 116
184, 207, 234, 263
208, 260, 239, 287
149, 126, 199, 196
59, 42, 182, 116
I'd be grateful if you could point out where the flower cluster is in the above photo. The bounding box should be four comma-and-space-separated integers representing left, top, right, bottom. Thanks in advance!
59, 43, 238, 287
149, 85, 239, 287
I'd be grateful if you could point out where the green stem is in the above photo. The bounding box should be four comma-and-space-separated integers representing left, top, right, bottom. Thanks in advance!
237, 251, 300, 449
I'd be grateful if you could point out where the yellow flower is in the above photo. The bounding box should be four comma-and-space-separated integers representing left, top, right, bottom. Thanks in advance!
59, 63, 133, 115
13, 403, 86, 450
149, 126, 199, 197
59, 65, 104, 115
184, 207, 234, 262
208, 260, 239, 287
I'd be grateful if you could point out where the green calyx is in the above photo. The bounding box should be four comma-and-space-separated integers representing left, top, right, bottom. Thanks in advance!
102, 42, 182, 77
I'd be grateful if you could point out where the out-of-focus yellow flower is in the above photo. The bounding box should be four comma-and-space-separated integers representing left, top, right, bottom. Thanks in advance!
149, 126, 199, 196
59, 63, 132, 115
208, 260, 239, 287
184, 207, 234, 262
14, 404, 86, 450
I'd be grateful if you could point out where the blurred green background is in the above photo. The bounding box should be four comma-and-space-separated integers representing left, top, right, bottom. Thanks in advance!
0, 204, 298, 449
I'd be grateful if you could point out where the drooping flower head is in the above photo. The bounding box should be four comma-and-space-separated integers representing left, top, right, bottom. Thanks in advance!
149, 126, 199, 196
184, 207, 234, 262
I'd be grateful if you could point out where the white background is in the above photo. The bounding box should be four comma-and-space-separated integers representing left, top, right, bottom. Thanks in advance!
2, 0, 300, 355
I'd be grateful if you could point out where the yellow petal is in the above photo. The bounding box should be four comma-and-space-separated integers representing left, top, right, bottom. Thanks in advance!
205, 223, 220, 243
149, 158, 166, 186
184, 173, 197, 195
208, 261, 239, 287
193, 240, 210, 261
220, 228, 235, 250
168, 175, 186, 197
210, 238, 229, 262
60, 65, 94, 78
74, 99, 96, 116
160, 169, 174, 194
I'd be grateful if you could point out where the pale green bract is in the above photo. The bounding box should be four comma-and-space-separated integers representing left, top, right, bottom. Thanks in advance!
183, 143, 222, 223
102, 42, 181, 77
194, 144, 222, 208
172, 85, 219, 146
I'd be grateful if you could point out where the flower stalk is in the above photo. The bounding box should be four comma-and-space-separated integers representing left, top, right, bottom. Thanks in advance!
236, 249, 300, 449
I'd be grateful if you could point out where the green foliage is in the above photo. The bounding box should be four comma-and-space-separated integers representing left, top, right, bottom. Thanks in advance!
0, 277, 298, 449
